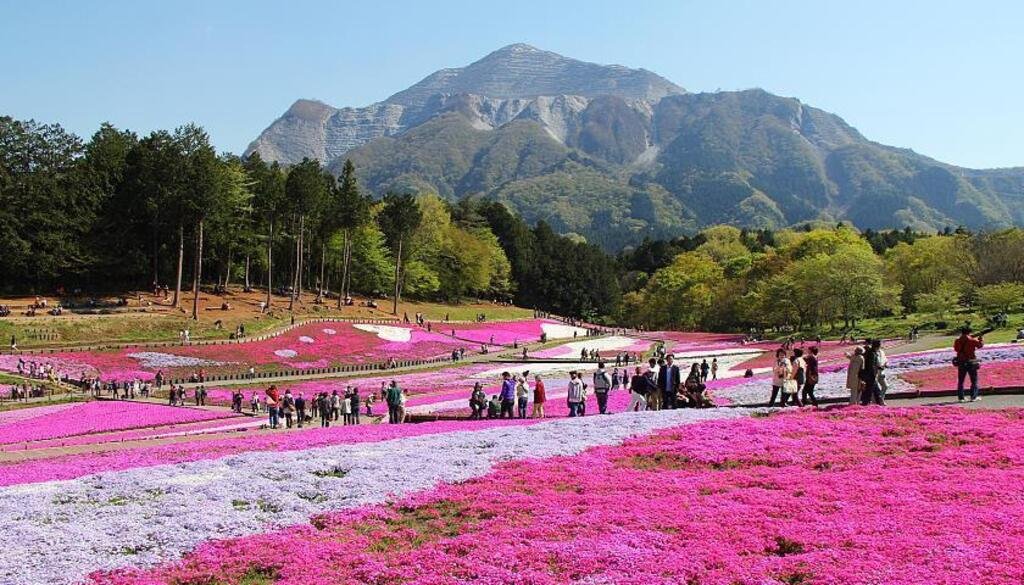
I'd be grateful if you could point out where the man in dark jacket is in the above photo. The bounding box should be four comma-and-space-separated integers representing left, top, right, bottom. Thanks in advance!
658, 354, 681, 409
349, 388, 360, 424
860, 339, 885, 406
294, 393, 306, 428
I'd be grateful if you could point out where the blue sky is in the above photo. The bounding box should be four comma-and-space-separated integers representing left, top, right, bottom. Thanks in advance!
2, 0, 1021, 168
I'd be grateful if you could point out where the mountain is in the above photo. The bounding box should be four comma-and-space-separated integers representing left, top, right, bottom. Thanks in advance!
247, 44, 1024, 249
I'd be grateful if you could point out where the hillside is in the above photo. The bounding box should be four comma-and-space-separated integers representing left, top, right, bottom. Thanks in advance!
247, 44, 1024, 249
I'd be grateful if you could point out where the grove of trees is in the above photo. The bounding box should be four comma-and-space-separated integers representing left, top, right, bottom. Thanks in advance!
617, 225, 1024, 332
3, 115, 1022, 328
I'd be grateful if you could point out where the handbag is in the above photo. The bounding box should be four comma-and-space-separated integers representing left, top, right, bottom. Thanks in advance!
783, 379, 798, 394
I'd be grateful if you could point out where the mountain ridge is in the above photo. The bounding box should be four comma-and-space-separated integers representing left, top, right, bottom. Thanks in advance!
246, 44, 1024, 249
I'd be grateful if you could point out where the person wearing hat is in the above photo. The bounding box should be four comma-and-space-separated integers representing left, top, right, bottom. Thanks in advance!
954, 326, 985, 402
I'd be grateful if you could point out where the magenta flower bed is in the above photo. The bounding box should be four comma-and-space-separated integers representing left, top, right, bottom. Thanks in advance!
1, 322, 469, 382
902, 359, 1024, 391
91, 407, 1024, 585
0, 417, 540, 487
0, 415, 261, 452
0, 401, 238, 445
0, 402, 79, 425
444, 319, 585, 345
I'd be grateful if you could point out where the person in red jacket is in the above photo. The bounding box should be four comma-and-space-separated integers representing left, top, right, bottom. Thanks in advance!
953, 326, 985, 402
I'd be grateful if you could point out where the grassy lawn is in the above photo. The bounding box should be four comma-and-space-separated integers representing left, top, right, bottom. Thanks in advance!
0, 288, 534, 349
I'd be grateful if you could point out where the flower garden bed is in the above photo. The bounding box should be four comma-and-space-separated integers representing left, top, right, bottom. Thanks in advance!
0, 401, 239, 445
0, 321, 471, 382
87, 407, 1024, 585
443, 319, 588, 345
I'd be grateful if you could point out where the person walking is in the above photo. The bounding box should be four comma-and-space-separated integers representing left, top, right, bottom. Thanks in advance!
711, 358, 719, 381
330, 390, 341, 421
846, 347, 865, 405
802, 346, 820, 407
566, 372, 585, 417
385, 381, 403, 424
397, 388, 408, 423
646, 358, 662, 411
860, 339, 885, 406
265, 385, 280, 429
876, 343, 890, 399
628, 366, 649, 411
700, 359, 710, 383
341, 393, 352, 425
282, 389, 295, 428
499, 372, 516, 419
592, 362, 612, 414
787, 349, 805, 407
350, 388, 360, 424
470, 382, 487, 420
515, 374, 529, 419
318, 393, 331, 427
658, 355, 681, 410
769, 349, 792, 407
295, 392, 306, 428
954, 326, 985, 402
531, 374, 546, 418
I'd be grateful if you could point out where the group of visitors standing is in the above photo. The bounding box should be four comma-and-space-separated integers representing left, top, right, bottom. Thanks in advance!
470, 372, 547, 419
843, 340, 888, 406
625, 356, 715, 412
770, 346, 821, 407
249, 386, 363, 429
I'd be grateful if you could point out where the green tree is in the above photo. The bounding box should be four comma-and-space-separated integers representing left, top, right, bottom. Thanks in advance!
635, 252, 724, 329
244, 153, 286, 309
976, 282, 1024, 313
884, 235, 973, 309
333, 159, 371, 306
378, 192, 423, 314
283, 158, 330, 310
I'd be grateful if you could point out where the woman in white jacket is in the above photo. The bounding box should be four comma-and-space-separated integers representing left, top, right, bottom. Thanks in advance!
846, 347, 865, 404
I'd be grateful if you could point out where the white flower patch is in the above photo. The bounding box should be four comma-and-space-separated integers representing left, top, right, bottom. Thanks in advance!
0, 409, 746, 585
126, 352, 223, 369
322, 328, 337, 335
298, 336, 316, 344
273, 349, 298, 358
540, 322, 590, 339
353, 323, 413, 342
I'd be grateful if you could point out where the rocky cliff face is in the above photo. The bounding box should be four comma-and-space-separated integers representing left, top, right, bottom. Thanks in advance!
246, 44, 1024, 248
245, 44, 682, 165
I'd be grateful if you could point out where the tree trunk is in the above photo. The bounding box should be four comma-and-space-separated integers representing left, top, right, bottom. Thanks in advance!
289, 215, 303, 311
297, 218, 305, 299
173, 223, 184, 308
151, 217, 160, 290
392, 236, 403, 315
344, 232, 353, 299
337, 230, 350, 309
265, 220, 273, 310
191, 218, 204, 321
223, 248, 233, 290
244, 254, 250, 291
317, 243, 326, 303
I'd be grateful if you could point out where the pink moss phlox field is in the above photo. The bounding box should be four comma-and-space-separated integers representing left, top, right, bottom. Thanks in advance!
91, 407, 1024, 585
0, 402, 79, 425
0, 416, 262, 451
902, 359, 1024, 391
0, 401, 238, 445
0, 322, 470, 381
0, 417, 539, 486
443, 319, 583, 345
